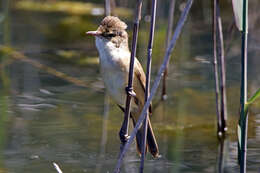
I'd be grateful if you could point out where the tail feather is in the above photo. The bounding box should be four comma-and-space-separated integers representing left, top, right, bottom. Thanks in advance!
117, 105, 159, 157
131, 118, 147, 156
131, 116, 159, 158
147, 119, 159, 157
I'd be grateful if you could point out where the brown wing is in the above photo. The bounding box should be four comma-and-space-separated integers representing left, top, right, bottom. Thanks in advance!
134, 59, 146, 91
134, 59, 152, 114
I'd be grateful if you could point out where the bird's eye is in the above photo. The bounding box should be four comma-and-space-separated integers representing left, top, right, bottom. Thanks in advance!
103, 33, 117, 38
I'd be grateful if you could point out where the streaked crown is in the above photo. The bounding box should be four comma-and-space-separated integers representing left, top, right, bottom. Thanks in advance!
100, 16, 127, 31
97, 16, 129, 48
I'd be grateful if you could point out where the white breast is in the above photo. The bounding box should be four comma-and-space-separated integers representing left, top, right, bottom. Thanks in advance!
95, 37, 130, 106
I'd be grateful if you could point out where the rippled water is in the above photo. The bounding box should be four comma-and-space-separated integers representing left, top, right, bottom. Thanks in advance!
1, 0, 260, 173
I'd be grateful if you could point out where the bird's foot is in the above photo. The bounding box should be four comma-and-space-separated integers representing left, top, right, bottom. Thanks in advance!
125, 87, 136, 97
119, 130, 130, 144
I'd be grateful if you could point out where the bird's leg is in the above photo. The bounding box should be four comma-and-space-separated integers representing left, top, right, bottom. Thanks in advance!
118, 87, 137, 144
118, 106, 129, 144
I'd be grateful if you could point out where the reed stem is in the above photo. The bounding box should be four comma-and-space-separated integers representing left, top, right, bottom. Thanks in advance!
140, 0, 157, 172
238, 0, 248, 172
114, 0, 193, 172
162, 0, 176, 100
216, 2, 228, 135
105, 0, 111, 16
119, 0, 142, 163
212, 0, 221, 136
212, 0, 227, 138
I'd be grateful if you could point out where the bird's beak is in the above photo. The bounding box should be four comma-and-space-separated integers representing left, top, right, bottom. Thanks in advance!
86, 31, 101, 36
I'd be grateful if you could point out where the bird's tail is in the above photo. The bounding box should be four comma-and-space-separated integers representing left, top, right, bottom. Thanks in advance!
131, 115, 159, 158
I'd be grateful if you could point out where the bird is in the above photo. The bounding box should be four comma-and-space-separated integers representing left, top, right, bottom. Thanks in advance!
86, 16, 159, 158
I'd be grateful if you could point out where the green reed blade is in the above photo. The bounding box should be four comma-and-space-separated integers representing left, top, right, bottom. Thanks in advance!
247, 88, 260, 105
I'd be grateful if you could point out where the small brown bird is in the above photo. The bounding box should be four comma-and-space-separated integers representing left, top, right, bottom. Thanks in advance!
86, 16, 159, 157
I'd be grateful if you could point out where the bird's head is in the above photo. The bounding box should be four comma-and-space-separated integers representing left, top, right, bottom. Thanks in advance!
86, 16, 129, 49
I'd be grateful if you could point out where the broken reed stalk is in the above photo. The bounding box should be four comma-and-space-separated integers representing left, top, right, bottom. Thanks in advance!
114, 0, 193, 172
120, 0, 142, 148
162, 0, 176, 100
216, 3, 228, 135
140, 0, 157, 172
212, 0, 222, 136
238, 0, 248, 172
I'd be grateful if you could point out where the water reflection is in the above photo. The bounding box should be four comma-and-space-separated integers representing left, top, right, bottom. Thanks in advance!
216, 138, 227, 173
95, 92, 109, 173
1, 0, 260, 172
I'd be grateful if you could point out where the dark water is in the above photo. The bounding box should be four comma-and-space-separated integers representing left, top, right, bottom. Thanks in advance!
1, 0, 260, 172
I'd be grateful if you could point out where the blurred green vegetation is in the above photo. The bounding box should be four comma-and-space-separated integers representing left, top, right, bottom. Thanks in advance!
15, 0, 132, 17
56, 50, 99, 66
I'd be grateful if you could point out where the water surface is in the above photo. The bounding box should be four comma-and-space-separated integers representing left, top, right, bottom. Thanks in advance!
1, 1, 260, 172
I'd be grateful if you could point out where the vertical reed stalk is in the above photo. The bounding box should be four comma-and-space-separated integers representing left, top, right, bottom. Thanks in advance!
216, 2, 228, 135
114, 0, 193, 172
212, 0, 227, 138
119, 0, 142, 154
238, 0, 248, 172
140, 0, 157, 172
105, 0, 111, 16
105, 0, 116, 16
212, 0, 221, 136
162, 0, 176, 100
